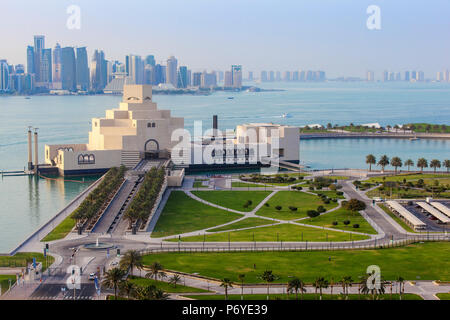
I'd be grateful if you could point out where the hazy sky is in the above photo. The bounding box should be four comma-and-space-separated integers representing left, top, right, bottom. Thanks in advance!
1, 0, 450, 78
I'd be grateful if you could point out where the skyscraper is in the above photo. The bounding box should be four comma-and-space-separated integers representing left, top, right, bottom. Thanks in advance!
192, 72, 202, 87
224, 71, 233, 87
26, 46, 34, 75
404, 71, 410, 82
366, 71, 374, 82
231, 65, 242, 89
145, 55, 155, 67
166, 56, 178, 87
61, 47, 77, 91
129, 55, 144, 84
260, 71, 267, 82
40, 48, 52, 86
90, 50, 107, 91
76, 47, 90, 91
177, 66, 188, 88
0, 60, 10, 92
52, 43, 62, 89
33, 35, 45, 83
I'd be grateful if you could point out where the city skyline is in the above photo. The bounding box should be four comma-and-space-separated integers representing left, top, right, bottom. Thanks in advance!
1, 1, 450, 78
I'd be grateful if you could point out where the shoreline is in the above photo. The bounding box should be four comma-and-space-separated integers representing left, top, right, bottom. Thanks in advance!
300, 132, 450, 140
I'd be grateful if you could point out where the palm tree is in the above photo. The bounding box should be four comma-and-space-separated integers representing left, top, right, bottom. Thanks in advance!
145, 262, 164, 280
366, 154, 376, 171
444, 160, 450, 173
153, 288, 170, 300
430, 159, 441, 173
377, 155, 390, 172
390, 157, 402, 174
133, 284, 157, 300
102, 267, 126, 300
404, 159, 414, 171
341, 276, 353, 299
397, 276, 405, 300
169, 275, 181, 288
287, 277, 306, 300
315, 277, 329, 300
260, 270, 278, 300
417, 158, 428, 172
220, 278, 233, 300
119, 280, 135, 300
360, 273, 386, 300
119, 250, 143, 277
238, 274, 245, 300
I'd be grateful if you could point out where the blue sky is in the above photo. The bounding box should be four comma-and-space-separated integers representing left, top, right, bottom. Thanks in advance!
1, 0, 450, 77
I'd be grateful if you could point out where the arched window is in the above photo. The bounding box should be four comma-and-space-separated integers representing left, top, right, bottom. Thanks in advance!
89, 154, 95, 164
78, 155, 84, 164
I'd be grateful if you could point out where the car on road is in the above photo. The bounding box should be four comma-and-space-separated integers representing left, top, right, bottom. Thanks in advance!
110, 261, 119, 267
88, 273, 96, 280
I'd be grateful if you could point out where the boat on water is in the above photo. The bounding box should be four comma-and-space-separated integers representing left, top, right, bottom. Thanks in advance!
25, 97, 31, 99
409, 137, 419, 141
227, 97, 234, 100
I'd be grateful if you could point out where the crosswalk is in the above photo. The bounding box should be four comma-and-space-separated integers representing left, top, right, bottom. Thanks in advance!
29, 295, 95, 300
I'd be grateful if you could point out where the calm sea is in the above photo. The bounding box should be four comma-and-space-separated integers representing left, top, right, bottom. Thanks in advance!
0, 81, 449, 252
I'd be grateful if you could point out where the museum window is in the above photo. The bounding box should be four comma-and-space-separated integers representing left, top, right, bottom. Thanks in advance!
78, 154, 95, 165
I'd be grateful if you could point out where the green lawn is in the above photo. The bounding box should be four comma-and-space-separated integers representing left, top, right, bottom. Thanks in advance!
207, 217, 274, 232
311, 191, 346, 199
304, 208, 377, 234
366, 173, 450, 184
0, 275, 16, 295
378, 204, 417, 233
256, 191, 339, 220
0, 253, 54, 271
191, 191, 271, 212
128, 276, 209, 293
436, 293, 450, 300
41, 215, 76, 242
405, 123, 450, 133
168, 223, 369, 242
185, 293, 423, 300
142, 242, 450, 284
231, 182, 266, 188
366, 186, 450, 199
151, 191, 242, 238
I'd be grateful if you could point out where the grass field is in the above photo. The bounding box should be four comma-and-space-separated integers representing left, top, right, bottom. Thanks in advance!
151, 191, 242, 238
193, 181, 208, 188
168, 223, 369, 242
0, 275, 16, 295
143, 242, 450, 284
304, 208, 377, 234
366, 173, 450, 184
436, 293, 450, 300
231, 182, 266, 188
207, 217, 273, 232
128, 276, 209, 293
378, 204, 417, 233
191, 191, 271, 212
184, 293, 423, 300
366, 186, 450, 199
0, 252, 54, 270
41, 215, 76, 242
311, 191, 346, 199
256, 191, 339, 220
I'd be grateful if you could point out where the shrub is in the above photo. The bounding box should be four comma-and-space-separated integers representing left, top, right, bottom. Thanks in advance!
332, 221, 338, 226
329, 184, 337, 191
264, 203, 270, 207
289, 206, 298, 212
353, 224, 360, 229
275, 206, 282, 211
309, 186, 314, 191
317, 205, 326, 213
343, 220, 351, 226
307, 210, 319, 218
336, 191, 344, 196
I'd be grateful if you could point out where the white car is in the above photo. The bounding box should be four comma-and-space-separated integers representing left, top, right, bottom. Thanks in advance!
88, 273, 96, 280
110, 261, 119, 267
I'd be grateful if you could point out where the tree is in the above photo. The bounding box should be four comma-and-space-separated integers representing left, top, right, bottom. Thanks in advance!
417, 158, 428, 172
377, 155, 390, 172
146, 262, 164, 280
102, 268, 126, 300
236, 274, 246, 300
366, 154, 376, 171
119, 280, 135, 300
220, 278, 233, 300
443, 160, 450, 173
341, 276, 353, 300
287, 278, 306, 300
169, 275, 181, 288
404, 159, 414, 171
430, 159, 441, 173
396, 276, 405, 300
390, 157, 402, 174
343, 199, 366, 212
360, 273, 386, 300
307, 210, 319, 218
260, 270, 278, 300
119, 250, 143, 277
314, 277, 329, 300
